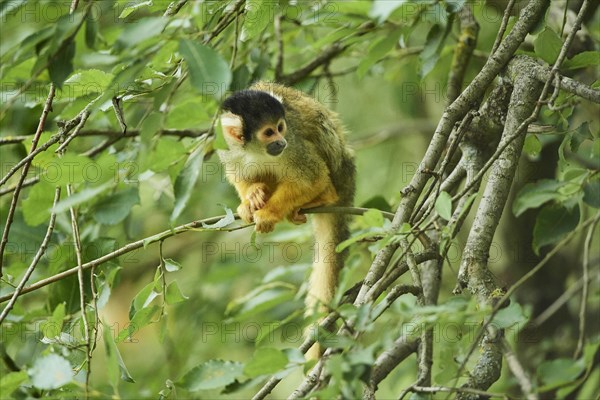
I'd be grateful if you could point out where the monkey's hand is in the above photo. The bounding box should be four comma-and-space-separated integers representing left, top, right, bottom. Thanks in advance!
246, 183, 270, 212
253, 209, 280, 233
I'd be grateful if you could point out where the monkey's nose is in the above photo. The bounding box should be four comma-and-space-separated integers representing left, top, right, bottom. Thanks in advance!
267, 140, 287, 156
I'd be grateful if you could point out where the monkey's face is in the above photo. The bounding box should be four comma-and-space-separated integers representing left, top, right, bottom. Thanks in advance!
258, 118, 287, 156
220, 89, 288, 157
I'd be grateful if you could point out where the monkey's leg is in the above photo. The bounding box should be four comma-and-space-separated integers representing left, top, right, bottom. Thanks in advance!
286, 183, 339, 225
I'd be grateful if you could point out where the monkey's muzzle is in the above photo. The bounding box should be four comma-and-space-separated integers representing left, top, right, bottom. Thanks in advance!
267, 139, 287, 156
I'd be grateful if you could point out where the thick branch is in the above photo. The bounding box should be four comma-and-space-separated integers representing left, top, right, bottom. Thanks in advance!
355, 0, 550, 305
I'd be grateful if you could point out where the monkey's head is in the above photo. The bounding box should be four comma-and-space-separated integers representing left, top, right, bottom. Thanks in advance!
220, 90, 288, 156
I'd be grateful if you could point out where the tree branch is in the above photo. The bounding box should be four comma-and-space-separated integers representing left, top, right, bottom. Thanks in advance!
355, 0, 550, 306
0, 85, 56, 275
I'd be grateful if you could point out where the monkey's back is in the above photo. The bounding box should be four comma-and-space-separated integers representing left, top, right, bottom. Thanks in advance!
251, 82, 355, 206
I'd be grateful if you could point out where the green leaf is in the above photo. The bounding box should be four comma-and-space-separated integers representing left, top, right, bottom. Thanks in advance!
41, 302, 66, 340
178, 360, 244, 391
538, 358, 585, 390
49, 41, 75, 89
179, 39, 232, 98
52, 181, 114, 214
242, 0, 272, 40
22, 180, 56, 226
103, 321, 135, 393
64, 69, 114, 98
362, 209, 385, 227
118, 305, 160, 342
28, 354, 73, 389
244, 348, 288, 378
534, 28, 562, 64
115, 17, 167, 50
562, 51, 600, 70
513, 179, 565, 217
357, 29, 402, 78
165, 281, 188, 305
420, 23, 448, 78
583, 178, 600, 208
164, 258, 182, 272
491, 300, 528, 329
0, 371, 28, 396
446, 0, 466, 13
524, 134, 542, 157
93, 187, 140, 225
119, 0, 153, 18
370, 0, 408, 22
132, 282, 160, 317
435, 191, 453, 221
533, 203, 580, 254
85, 8, 98, 49
171, 144, 205, 224
146, 137, 186, 172
360, 195, 392, 212
226, 283, 296, 319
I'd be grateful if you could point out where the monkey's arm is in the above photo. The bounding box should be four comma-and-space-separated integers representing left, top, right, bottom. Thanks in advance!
231, 181, 270, 223
253, 177, 338, 233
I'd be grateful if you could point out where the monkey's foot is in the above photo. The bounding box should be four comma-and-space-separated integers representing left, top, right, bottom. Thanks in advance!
288, 209, 307, 225
253, 210, 279, 233
237, 202, 254, 224
247, 183, 270, 212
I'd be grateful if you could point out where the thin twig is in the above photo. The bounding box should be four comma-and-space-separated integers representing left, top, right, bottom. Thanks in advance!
0, 85, 56, 275
457, 212, 600, 386
0, 187, 60, 324
0, 206, 368, 303
501, 338, 537, 400
67, 184, 91, 397
0, 177, 39, 197
491, 0, 516, 54
55, 110, 91, 154
574, 216, 599, 359
274, 14, 284, 81
412, 385, 509, 399
533, 270, 599, 327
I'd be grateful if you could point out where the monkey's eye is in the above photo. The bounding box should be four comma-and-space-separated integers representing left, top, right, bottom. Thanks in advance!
264, 128, 276, 137
277, 122, 285, 133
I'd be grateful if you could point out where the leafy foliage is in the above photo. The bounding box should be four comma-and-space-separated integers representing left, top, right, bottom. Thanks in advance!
0, 1, 598, 399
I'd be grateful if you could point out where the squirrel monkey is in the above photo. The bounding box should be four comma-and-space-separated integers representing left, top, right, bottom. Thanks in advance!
218, 82, 355, 358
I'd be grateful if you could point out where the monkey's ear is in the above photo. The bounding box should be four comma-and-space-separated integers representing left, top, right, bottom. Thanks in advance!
220, 112, 244, 143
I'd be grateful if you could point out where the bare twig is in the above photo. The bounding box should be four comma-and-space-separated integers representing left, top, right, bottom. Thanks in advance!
533, 270, 599, 326
55, 110, 91, 154
0, 206, 368, 303
574, 216, 599, 359
491, 0, 516, 54
0, 177, 39, 197
412, 385, 509, 399
0, 85, 56, 275
67, 185, 91, 397
274, 14, 284, 81
356, 0, 550, 306
0, 187, 60, 324
501, 338, 537, 400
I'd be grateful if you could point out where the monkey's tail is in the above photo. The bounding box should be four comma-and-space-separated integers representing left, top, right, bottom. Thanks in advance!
305, 156, 355, 359
305, 212, 349, 359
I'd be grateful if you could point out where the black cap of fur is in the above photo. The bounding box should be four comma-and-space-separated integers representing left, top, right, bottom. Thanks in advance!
222, 90, 285, 143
